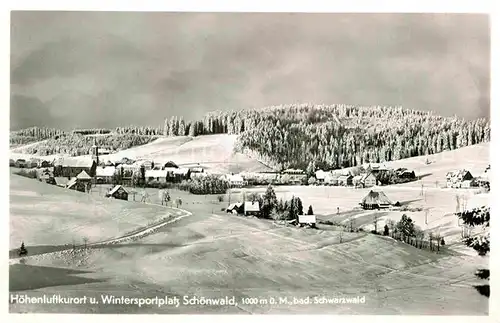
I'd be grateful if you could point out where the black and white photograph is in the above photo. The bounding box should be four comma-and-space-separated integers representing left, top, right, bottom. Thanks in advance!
7, 8, 492, 316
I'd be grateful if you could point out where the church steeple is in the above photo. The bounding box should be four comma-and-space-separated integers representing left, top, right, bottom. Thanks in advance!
91, 138, 99, 166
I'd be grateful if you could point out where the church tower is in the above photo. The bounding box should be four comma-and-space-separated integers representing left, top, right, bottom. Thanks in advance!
91, 138, 99, 166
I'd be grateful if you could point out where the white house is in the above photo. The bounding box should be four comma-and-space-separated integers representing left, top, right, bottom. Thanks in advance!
96, 166, 116, 183
298, 215, 316, 225
244, 201, 260, 216
145, 169, 169, 182
227, 174, 245, 187
315, 170, 327, 182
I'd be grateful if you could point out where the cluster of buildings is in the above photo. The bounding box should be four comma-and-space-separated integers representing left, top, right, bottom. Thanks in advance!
446, 166, 490, 189
313, 163, 415, 188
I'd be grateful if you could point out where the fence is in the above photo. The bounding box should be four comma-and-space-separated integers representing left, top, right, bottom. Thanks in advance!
389, 231, 442, 252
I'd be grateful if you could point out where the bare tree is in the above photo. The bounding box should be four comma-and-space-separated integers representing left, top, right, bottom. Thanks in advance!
434, 231, 441, 252
348, 215, 355, 232
414, 227, 425, 249
462, 195, 469, 212
428, 232, 434, 251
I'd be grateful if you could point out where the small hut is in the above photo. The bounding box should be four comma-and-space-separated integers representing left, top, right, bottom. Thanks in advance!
360, 190, 392, 210
106, 185, 129, 201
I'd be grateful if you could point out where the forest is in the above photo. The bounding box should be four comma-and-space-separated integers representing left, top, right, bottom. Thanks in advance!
164, 104, 491, 170
12, 104, 490, 170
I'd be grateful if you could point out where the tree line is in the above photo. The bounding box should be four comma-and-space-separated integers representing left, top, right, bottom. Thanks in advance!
161, 104, 490, 170
18, 133, 157, 156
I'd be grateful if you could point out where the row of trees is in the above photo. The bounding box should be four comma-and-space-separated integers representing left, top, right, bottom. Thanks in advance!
72, 129, 112, 135
10, 126, 67, 146
18, 133, 157, 156
381, 214, 445, 252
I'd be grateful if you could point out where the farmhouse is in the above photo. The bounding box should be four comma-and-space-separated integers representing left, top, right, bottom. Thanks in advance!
96, 166, 116, 184
360, 190, 392, 209
106, 185, 129, 201
54, 158, 97, 178
244, 201, 260, 216
446, 169, 474, 188
145, 169, 169, 183
226, 202, 244, 214
298, 214, 316, 228
227, 174, 245, 188
360, 172, 377, 188
324, 172, 340, 186
338, 174, 353, 186
315, 170, 327, 183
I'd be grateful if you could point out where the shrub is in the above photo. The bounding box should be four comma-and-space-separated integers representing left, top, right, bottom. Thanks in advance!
217, 195, 225, 202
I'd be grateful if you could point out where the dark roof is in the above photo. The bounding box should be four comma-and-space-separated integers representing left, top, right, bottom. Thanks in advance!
360, 190, 392, 205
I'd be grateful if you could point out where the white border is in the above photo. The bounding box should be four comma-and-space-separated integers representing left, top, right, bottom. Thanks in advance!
1, 1, 497, 323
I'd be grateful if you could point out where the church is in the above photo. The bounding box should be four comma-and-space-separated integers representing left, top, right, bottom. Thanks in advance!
53, 140, 100, 178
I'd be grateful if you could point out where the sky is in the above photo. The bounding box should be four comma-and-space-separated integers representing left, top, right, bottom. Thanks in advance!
10, 12, 490, 130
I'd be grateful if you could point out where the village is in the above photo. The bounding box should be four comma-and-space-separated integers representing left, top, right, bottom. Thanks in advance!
10, 140, 491, 229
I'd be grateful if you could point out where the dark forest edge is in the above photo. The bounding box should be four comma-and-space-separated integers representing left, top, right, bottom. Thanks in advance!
11, 104, 490, 170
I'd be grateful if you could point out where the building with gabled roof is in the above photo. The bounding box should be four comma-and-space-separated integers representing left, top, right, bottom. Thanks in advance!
360, 190, 392, 209
66, 177, 87, 193
105, 185, 128, 201
244, 201, 260, 216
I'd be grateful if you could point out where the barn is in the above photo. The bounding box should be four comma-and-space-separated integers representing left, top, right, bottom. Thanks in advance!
106, 185, 129, 201
360, 190, 392, 210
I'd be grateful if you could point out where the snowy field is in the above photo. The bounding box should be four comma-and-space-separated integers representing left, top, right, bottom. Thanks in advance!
9, 174, 179, 248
